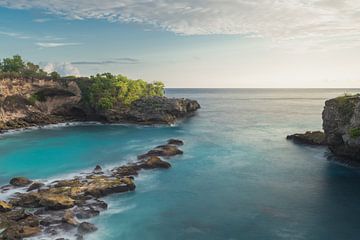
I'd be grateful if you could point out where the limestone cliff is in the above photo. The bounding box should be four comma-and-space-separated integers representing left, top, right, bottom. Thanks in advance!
0, 78, 200, 131
322, 94, 360, 161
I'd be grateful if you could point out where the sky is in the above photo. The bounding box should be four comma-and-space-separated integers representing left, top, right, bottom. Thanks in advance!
0, 0, 360, 88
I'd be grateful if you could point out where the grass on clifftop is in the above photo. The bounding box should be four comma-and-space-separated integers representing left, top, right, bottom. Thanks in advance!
0, 55, 165, 110
334, 93, 360, 123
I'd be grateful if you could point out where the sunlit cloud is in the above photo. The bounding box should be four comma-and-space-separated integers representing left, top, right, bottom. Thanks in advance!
1, 0, 360, 49
36, 42, 82, 48
40, 62, 81, 76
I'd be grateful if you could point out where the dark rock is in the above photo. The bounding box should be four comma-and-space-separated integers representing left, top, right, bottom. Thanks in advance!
323, 94, 360, 161
9, 177, 32, 187
27, 182, 45, 191
93, 165, 103, 174
138, 144, 183, 159
168, 139, 184, 146
77, 222, 98, 235
111, 165, 139, 177
139, 156, 171, 169
287, 131, 327, 145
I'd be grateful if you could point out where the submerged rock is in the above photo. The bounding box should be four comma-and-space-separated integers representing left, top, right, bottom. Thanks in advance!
9, 177, 32, 187
77, 222, 97, 235
287, 131, 327, 145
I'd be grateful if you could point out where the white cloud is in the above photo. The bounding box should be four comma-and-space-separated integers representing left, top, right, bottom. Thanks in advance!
40, 62, 81, 76
1, 0, 360, 49
36, 42, 81, 48
0, 30, 30, 39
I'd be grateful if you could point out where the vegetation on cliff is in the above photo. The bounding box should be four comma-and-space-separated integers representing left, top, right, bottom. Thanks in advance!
0, 55, 165, 110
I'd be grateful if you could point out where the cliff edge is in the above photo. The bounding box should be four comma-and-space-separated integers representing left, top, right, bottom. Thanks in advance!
322, 94, 360, 161
0, 78, 200, 131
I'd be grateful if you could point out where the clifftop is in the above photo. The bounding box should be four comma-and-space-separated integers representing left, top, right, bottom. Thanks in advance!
0, 77, 200, 131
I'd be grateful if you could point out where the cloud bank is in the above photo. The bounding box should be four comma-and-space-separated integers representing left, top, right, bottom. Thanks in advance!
41, 62, 81, 76
1, 0, 360, 48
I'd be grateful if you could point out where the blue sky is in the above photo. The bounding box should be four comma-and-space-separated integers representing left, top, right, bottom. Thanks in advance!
0, 1, 360, 88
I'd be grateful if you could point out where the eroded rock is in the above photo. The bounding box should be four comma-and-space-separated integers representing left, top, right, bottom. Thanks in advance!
9, 177, 32, 187
287, 131, 327, 145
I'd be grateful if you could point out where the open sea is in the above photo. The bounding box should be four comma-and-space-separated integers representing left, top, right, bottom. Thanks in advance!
1, 88, 360, 240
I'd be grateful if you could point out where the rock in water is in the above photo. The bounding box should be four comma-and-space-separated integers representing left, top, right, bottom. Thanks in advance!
39, 194, 75, 210
9, 177, 32, 187
27, 182, 45, 192
138, 144, 183, 159
77, 222, 98, 235
168, 139, 184, 146
286, 131, 326, 145
93, 165, 103, 174
140, 156, 171, 169
323, 94, 360, 161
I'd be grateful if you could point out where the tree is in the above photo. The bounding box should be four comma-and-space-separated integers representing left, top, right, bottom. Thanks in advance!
50, 71, 61, 80
0, 55, 25, 73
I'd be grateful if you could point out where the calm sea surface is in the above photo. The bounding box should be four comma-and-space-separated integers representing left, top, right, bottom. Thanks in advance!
1, 89, 360, 240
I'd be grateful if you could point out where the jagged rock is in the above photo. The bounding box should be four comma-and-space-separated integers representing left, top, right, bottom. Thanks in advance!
111, 165, 139, 177
1, 225, 41, 239
39, 194, 75, 210
27, 182, 45, 192
9, 177, 32, 187
139, 156, 171, 169
287, 131, 327, 145
77, 222, 97, 235
138, 144, 183, 159
323, 94, 360, 161
62, 210, 79, 226
0, 200, 12, 212
85, 176, 135, 198
93, 165, 103, 174
168, 139, 184, 146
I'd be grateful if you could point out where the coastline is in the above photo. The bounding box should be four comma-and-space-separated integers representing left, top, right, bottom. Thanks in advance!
0, 139, 186, 239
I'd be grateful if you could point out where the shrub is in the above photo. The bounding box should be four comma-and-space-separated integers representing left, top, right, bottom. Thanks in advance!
349, 127, 360, 139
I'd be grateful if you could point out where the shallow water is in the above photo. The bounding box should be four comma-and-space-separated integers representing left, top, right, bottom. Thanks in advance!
1, 89, 360, 240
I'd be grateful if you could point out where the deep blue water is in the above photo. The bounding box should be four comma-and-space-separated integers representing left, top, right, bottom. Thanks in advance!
1, 89, 360, 240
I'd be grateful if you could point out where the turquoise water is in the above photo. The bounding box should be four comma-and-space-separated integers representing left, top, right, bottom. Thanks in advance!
1, 89, 360, 240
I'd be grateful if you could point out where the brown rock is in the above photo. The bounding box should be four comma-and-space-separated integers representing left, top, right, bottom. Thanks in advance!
140, 156, 171, 169
287, 131, 327, 146
0, 200, 12, 212
27, 182, 45, 192
62, 210, 79, 226
9, 177, 32, 187
138, 144, 183, 159
39, 194, 75, 210
168, 139, 184, 146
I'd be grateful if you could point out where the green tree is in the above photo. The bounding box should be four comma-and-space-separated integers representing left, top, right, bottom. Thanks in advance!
0, 55, 25, 73
50, 71, 61, 80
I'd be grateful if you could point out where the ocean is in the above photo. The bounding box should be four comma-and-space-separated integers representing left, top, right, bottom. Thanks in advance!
1, 89, 360, 240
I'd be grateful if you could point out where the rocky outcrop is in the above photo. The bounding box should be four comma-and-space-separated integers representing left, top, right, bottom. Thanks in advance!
322, 94, 360, 161
0, 139, 185, 239
287, 131, 327, 145
0, 78, 200, 131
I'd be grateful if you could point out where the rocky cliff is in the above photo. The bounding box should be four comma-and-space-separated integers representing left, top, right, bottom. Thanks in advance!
0, 78, 200, 131
322, 94, 360, 161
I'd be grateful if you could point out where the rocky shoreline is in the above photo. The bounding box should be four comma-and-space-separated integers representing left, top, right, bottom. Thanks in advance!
0, 139, 185, 239
287, 94, 360, 162
0, 78, 201, 132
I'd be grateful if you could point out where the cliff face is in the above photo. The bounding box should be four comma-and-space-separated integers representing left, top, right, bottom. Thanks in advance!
0, 78, 200, 131
322, 95, 360, 161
